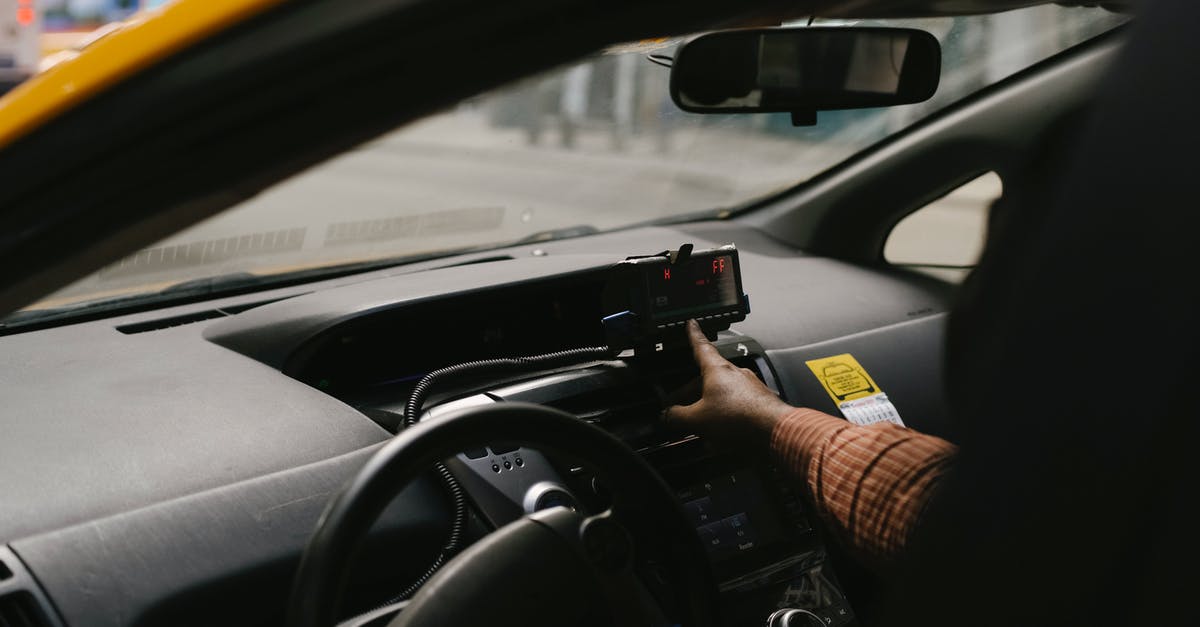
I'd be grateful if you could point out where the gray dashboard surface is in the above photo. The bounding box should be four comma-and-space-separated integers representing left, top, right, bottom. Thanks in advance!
12, 446, 448, 627
0, 221, 956, 627
0, 320, 389, 543
768, 314, 956, 441
1, 222, 953, 547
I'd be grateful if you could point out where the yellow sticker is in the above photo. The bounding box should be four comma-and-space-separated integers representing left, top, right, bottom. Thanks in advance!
805, 354, 881, 404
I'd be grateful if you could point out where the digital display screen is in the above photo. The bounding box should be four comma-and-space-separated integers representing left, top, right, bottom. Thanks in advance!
646, 254, 739, 321
678, 469, 788, 563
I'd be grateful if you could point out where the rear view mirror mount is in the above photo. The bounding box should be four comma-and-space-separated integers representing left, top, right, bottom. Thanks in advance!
669, 27, 941, 126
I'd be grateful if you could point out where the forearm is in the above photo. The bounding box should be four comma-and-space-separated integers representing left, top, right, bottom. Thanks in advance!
770, 408, 957, 563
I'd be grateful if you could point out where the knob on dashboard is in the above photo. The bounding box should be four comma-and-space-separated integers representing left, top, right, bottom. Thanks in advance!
766, 608, 827, 627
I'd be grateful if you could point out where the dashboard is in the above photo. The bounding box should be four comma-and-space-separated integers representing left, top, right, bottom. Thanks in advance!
0, 222, 957, 627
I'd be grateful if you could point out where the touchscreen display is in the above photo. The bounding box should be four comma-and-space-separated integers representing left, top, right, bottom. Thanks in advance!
677, 469, 788, 562
646, 253, 739, 321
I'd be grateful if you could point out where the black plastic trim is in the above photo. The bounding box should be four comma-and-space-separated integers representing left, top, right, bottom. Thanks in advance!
0, 546, 65, 627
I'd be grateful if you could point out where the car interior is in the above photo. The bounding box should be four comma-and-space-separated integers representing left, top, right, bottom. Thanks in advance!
3, 0, 1188, 625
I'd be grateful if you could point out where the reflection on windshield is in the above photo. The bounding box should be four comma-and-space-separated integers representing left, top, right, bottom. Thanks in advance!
26, 6, 1124, 312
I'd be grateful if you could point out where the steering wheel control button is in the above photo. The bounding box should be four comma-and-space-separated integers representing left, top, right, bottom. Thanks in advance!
514, 457, 524, 467
503, 460, 512, 470
463, 447, 489, 459
491, 463, 501, 473
580, 515, 633, 572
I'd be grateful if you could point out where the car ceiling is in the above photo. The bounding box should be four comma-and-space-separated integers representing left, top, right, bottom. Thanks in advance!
0, 0, 1124, 316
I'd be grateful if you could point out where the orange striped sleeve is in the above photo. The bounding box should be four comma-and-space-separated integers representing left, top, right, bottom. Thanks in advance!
770, 408, 957, 562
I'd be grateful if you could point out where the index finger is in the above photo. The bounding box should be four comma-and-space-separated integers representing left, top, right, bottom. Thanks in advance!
686, 320, 728, 371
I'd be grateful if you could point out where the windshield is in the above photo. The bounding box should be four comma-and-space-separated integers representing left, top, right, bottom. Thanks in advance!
21, 5, 1124, 314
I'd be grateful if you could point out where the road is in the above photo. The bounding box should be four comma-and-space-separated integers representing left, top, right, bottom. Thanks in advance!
25, 3, 1121, 309
38, 109, 998, 307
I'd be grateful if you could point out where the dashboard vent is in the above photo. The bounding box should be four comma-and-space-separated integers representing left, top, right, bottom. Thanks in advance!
116, 309, 229, 333
492, 366, 682, 451
0, 549, 59, 627
427, 255, 514, 269
0, 591, 50, 627
115, 296, 293, 334
492, 348, 768, 452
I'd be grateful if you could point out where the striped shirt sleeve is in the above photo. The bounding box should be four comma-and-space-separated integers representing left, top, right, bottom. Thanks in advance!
770, 408, 957, 562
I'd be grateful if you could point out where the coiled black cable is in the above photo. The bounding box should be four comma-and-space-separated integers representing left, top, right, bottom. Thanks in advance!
387, 344, 617, 603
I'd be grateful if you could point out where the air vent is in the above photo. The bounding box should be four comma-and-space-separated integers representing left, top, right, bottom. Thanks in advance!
0, 549, 59, 627
116, 309, 229, 334
0, 591, 50, 627
490, 366, 678, 451
116, 296, 292, 334
492, 348, 768, 452
553, 380, 671, 450
430, 255, 514, 269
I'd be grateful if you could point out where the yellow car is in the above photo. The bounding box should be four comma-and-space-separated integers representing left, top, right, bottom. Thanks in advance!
2, 0, 1186, 626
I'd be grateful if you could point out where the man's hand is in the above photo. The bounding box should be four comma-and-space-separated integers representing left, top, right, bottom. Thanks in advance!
664, 320, 793, 450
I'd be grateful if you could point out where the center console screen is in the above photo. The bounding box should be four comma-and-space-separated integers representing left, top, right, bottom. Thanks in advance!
671, 464, 856, 626
677, 469, 791, 565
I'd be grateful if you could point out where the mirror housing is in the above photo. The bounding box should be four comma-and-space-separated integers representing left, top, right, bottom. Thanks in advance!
670, 27, 941, 123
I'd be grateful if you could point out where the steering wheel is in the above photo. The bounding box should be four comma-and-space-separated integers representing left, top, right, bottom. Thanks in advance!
287, 402, 720, 627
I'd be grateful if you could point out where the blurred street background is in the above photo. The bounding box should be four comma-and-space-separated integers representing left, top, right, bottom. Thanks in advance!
2, 2, 1123, 307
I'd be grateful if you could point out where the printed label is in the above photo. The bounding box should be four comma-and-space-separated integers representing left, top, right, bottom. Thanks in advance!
805, 353, 904, 426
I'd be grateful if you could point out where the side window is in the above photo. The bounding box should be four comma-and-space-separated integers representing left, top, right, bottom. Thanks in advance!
883, 172, 1002, 282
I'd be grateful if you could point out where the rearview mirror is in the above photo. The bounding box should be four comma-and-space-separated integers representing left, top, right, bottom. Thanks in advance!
670, 27, 941, 123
